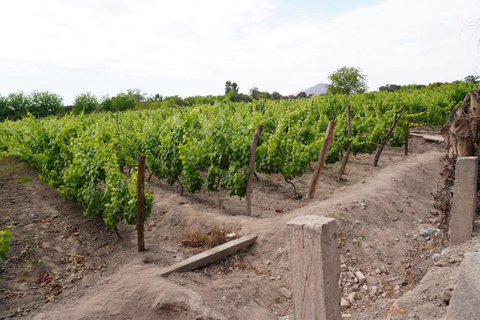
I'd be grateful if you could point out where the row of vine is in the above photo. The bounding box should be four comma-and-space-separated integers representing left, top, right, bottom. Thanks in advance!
0, 81, 474, 226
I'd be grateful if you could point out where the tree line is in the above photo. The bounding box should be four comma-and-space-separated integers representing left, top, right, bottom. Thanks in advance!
1, 67, 479, 122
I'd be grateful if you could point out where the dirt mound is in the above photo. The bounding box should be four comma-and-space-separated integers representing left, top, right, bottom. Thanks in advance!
31, 264, 225, 320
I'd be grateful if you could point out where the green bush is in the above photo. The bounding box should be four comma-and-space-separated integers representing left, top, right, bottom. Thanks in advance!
73, 92, 98, 114
0, 226, 12, 271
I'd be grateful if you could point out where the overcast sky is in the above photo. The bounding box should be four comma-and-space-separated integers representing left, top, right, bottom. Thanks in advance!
1, 0, 480, 104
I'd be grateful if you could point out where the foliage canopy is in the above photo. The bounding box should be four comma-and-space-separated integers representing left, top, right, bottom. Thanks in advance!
327, 66, 368, 95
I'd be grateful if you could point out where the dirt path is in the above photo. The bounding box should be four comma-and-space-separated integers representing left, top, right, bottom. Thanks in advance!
1, 138, 458, 319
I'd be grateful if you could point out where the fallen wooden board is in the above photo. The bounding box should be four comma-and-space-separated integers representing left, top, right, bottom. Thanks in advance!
409, 133, 444, 142
422, 135, 444, 142
409, 133, 424, 137
159, 234, 258, 277
410, 131, 441, 135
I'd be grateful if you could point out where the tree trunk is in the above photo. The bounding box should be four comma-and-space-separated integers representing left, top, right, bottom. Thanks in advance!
435, 90, 479, 231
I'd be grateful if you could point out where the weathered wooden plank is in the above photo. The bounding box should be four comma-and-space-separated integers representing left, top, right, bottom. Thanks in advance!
409, 132, 424, 137
410, 131, 441, 135
159, 234, 258, 277
422, 135, 444, 142
409, 133, 444, 142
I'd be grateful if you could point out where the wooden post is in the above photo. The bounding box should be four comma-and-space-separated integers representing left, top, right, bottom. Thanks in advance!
449, 157, 479, 245
307, 121, 336, 199
337, 104, 352, 181
405, 121, 409, 156
287, 215, 341, 319
137, 153, 146, 252
373, 110, 405, 167
246, 125, 264, 216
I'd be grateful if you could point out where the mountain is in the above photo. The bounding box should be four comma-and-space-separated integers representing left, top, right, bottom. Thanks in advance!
299, 83, 327, 96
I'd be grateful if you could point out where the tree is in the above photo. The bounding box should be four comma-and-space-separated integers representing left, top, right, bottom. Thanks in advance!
326, 66, 368, 95
271, 91, 283, 100
29, 91, 63, 118
73, 92, 98, 114
236, 93, 252, 102
249, 86, 260, 99
225, 90, 238, 102
151, 94, 163, 102
296, 92, 307, 99
0, 95, 9, 121
6, 92, 31, 120
112, 92, 137, 111
225, 81, 239, 94
127, 89, 147, 103
464, 75, 480, 83
378, 84, 401, 92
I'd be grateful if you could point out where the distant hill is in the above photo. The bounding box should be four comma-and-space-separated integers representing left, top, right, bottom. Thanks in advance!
298, 83, 327, 96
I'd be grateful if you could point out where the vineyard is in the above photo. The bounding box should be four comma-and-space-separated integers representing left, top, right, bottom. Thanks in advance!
0, 81, 475, 228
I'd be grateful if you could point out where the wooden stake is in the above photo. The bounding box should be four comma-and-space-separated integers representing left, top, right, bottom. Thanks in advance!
405, 121, 409, 156
337, 104, 352, 181
159, 234, 258, 277
137, 153, 146, 252
373, 110, 405, 167
246, 125, 264, 216
307, 121, 336, 199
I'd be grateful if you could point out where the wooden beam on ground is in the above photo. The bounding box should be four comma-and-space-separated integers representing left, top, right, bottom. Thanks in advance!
159, 235, 258, 277
410, 131, 441, 135
409, 132, 424, 137
422, 135, 444, 142
409, 133, 444, 142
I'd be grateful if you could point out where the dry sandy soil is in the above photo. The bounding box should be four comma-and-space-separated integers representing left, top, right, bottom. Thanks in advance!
1, 135, 478, 320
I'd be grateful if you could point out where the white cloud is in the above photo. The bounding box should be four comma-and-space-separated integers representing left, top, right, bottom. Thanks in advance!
1, 0, 479, 102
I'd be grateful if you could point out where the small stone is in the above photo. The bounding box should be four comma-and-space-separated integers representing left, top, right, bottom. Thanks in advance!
222, 295, 226, 301
347, 292, 358, 302
347, 271, 355, 279
432, 253, 441, 261
375, 268, 381, 275
266, 260, 271, 266
342, 314, 352, 318
394, 237, 399, 242
419, 226, 441, 237
362, 285, 368, 291
417, 219, 424, 224
341, 298, 351, 310
278, 287, 292, 299
361, 203, 367, 210
277, 275, 281, 280
270, 276, 275, 281
355, 271, 366, 285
